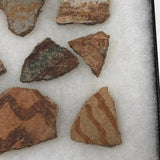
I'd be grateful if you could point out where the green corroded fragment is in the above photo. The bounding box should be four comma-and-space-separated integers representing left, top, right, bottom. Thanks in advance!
20, 38, 79, 83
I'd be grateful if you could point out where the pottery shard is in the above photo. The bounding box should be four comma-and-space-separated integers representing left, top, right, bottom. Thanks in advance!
0, 0, 45, 37
20, 38, 79, 83
0, 60, 6, 76
71, 87, 122, 147
56, 0, 110, 24
69, 31, 110, 77
0, 87, 58, 154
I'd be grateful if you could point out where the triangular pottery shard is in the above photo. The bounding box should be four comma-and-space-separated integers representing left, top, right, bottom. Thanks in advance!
56, 0, 110, 24
0, 60, 6, 76
71, 87, 122, 147
20, 38, 79, 83
69, 31, 110, 77
0, 87, 58, 154
0, 0, 45, 37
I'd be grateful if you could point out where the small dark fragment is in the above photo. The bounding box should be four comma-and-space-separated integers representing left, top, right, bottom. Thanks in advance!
0, 0, 3, 10
0, 87, 58, 154
20, 38, 79, 83
0, 60, 6, 76
69, 31, 110, 77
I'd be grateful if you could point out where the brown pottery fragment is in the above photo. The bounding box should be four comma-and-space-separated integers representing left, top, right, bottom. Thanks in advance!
0, 60, 6, 76
71, 87, 122, 147
20, 38, 79, 83
57, 0, 110, 25
0, 87, 58, 154
0, 0, 45, 36
69, 32, 110, 77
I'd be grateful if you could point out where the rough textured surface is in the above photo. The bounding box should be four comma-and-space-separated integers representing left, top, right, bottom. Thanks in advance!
0, 0, 45, 37
69, 31, 110, 77
56, 0, 110, 24
0, 87, 58, 154
71, 87, 122, 147
20, 38, 79, 83
0, 60, 6, 76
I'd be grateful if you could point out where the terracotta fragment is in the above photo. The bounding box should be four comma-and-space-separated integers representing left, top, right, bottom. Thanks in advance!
0, 60, 6, 76
56, 0, 110, 24
0, 0, 45, 37
20, 38, 79, 83
0, 87, 58, 154
71, 87, 122, 147
69, 31, 110, 77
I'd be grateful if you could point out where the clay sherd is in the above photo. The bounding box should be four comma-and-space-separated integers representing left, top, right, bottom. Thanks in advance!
20, 38, 79, 83
71, 87, 122, 147
0, 60, 6, 76
0, 0, 45, 36
56, 0, 110, 25
69, 32, 110, 77
0, 87, 58, 154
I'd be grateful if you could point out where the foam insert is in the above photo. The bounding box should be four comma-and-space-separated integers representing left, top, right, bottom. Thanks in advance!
0, 0, 158, 159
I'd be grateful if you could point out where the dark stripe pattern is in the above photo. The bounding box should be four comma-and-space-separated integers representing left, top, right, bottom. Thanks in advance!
0, 94, 55, 126
86, 104, 108, 144
0, 88, 58, 154
71, 87, 122, 146
0, 127, 34, 152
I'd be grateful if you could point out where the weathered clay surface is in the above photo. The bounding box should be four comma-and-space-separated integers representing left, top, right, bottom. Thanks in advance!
0, 0, 45, 37
71, 87, 122, 147
0, 87, 58, 154
0, 60, 6, 76
56, 0, 110, 24
20, 38, 79, 83
69, 31, 110, 77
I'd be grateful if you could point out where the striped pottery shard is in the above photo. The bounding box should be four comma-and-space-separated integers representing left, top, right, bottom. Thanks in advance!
0, 60, 6, 76
71, 87, 122, 147
0, 87, 58, 154
20, 38, 79, 83
56, 0, 110, 25
0, 0, 45, 37
69, 31, 110, 77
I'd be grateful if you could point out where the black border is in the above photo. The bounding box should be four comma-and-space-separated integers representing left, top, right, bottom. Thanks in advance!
151, 0, 160, 159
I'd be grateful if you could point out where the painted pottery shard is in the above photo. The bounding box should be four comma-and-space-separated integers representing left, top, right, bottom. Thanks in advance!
69, 31, 110, 77
56, 0, 110, 24
0, 0, 45, 37
71, 87, 122, 147
0, 87, 58, 154
0, 60, 6, 76
20, 38, 79, 83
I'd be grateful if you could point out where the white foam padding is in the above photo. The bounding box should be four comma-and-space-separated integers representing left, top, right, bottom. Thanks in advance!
0, 0, 158, 159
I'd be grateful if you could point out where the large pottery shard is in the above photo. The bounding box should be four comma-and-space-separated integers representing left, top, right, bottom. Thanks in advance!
20, 38, 79, 83
0, 87, 58, 154
0, 0, 45, 37
0, 60, 6, 76
71, 87, 122, 147
56, 0, 110, 25
69, 32, 110, 77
